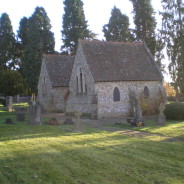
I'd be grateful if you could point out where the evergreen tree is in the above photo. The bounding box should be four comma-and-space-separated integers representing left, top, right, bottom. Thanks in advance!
103, 6, 134, 42
18, 7, 55, 93
0, 70, 26, 96
0, 13, 16, 70
130, 0, 157, 56
61, 0, 95, 54
160, 0, 184, 96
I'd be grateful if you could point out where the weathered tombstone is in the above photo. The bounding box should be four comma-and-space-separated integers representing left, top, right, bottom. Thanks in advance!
157, 102, 166, 125
4, 118, 16, 125
16, 113, 25, 122
6, 96, 13, 112
47, 118, 59, 125
74, 111, 83, 131
64, 116, 74, 125
29, 102, 41, 125
16, 94, 20, 103
31, 93, 36, 102
129, 90, 144, 127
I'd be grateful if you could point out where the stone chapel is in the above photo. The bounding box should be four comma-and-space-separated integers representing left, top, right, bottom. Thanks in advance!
38, 39, 164, 119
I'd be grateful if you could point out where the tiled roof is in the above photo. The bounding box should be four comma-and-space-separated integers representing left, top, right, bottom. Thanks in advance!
80, 40, 163, 82
43, 55, 74, 87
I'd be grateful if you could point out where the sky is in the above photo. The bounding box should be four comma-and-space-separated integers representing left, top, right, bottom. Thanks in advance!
0, 0, 170, 81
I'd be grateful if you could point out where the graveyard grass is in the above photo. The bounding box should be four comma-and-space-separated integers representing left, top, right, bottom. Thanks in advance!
0, 105, 184, 184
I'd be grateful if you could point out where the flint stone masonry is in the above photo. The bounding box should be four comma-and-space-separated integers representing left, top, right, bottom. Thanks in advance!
66, 43, 97, 115
96, 81, 163, 119
38, 57, 71, 112
38, 40, 164, 119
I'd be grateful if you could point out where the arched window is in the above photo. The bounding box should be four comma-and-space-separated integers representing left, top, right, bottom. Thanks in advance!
80, 68, 83, 93
42, 77, 47, 95
113, 87, 120, 101
84, 74, 87, 93
143, 86, 149, 98
76, 76, 79, 94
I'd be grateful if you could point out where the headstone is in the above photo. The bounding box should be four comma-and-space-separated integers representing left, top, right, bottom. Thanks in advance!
16, 94, 20, 103
64, 117, 74, 125
130, 90, 144, 127
91, 114, 98, 120
6, 96, 13, 112
157, 102, 166, 125
4, 118, 16, 125
47, 118, 59, 125
31, 93, 36, 102
29, 101, 41, 125
16, 113, 25, 122
74, 111, 83, 131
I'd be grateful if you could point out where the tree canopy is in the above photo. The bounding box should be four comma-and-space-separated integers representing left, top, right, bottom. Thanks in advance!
18, 7, 55, 94
103, 6, 134, 42
0, 13, 16, 70
61, 0, 95, 54
160, 0, 184, 95
130, 0, 157, 56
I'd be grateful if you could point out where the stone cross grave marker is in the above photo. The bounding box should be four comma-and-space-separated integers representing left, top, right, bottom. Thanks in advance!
7, 96, 13, 112
29, 102, 41, 125
157, 102, 166, 125
74, 111, 83, 132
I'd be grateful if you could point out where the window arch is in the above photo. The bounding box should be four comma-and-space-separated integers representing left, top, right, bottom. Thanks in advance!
113, 87, 120, 101
143, 86, 149, 98
76, 76, 79, 94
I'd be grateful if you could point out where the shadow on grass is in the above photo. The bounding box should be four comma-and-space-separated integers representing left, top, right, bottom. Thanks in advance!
0, 132, 184, 184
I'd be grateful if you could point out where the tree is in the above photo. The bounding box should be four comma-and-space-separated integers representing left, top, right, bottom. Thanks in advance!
130, 0, 157, 56
103, 6, 134, 42
0, 13, 16, 70
18, 7, 55, 93
0, 70, 26, 96
61, 0, 95, 54
160, 0, 184, 96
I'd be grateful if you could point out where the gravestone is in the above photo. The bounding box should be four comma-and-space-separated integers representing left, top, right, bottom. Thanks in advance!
129, 90, 143, 127
64, 117, 74, 125
74, 111, 83, 131
4, 118, 16, 125
29, 102, 41, 125
157, 102, 166, 125
6, 96, 13, 112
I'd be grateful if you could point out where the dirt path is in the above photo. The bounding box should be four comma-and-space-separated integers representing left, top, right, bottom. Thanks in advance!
43, 113, 184, 142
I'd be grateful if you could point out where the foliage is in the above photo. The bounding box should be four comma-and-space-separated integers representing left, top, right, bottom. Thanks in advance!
163, 82, 176, 99
61, 0, 96, 54
0, 13, 16, 70
18, 7, 55, 93
164, 102, 184, 120
0, 70, 26, 96
139, 95, 157, 115
129, 0, 157, 56
160, 0, 184, 96
103, 6, 134, 42
0, 99, 6, 106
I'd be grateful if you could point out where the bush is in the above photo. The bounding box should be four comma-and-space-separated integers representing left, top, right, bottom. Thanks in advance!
164, 103, 184, 120
0, 98, 6, 106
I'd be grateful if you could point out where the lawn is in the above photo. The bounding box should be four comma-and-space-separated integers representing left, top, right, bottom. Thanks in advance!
0, 105, 184, 184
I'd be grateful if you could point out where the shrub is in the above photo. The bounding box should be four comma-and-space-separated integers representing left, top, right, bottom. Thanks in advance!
164, 103, 184, 120
0, 98, 6, 106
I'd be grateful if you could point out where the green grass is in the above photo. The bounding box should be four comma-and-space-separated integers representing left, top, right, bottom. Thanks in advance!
0, 106, 184, 184
108, 120, 184, 139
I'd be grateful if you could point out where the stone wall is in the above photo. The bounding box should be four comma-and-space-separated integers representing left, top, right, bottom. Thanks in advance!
96, 81, 163, 119
66, 43, 97, 115
37, 61, 53, 110
38, 61, 69, 112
